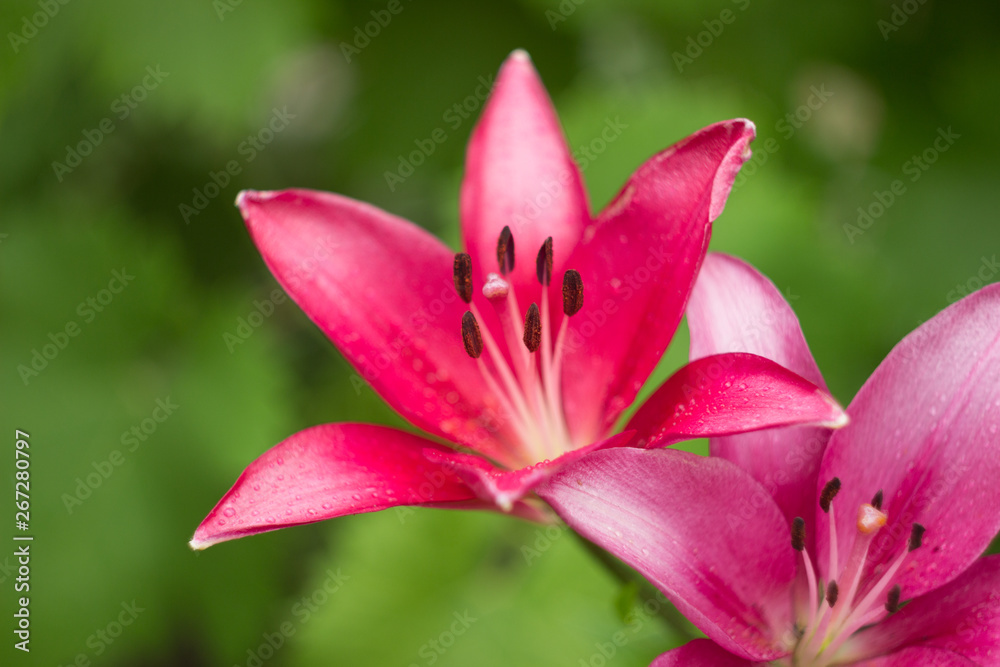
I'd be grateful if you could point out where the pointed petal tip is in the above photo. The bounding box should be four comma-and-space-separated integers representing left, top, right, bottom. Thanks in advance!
508, 48, 531, 62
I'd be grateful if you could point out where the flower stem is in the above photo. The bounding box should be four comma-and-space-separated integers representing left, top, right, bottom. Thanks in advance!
573, 531, 698, 641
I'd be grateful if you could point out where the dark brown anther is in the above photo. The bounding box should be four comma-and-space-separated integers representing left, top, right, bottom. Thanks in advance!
461, 312, 483, 359
908, 523, 926, 552
453, 253, 473, 304
523, 303, 541, 352
536, 237, 553, 286
885, 585, 902, 613
791, 517, 806, 552
562, 269, 584, 316
820, 477, 842, 513
497, 226, 515, 275
826, 580, 840, 608
871, 489, 884, 511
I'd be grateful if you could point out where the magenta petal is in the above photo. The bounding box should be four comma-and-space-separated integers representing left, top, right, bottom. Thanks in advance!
424, 431, 635, 511
189, 424, 480, 550
687, 252, 834, 529
845, 555, 1000, 665
650, 639, 755, 667
460, 50, 589, 306
538, 447, 794, 661
560, 120, 756, 444
850, 647, 978, 667
817, 284, 1000, 598
237, 188, 517, 465
626, 352, 847, 449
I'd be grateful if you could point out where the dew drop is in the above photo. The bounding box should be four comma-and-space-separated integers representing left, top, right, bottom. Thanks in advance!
223, 507, 236, 518
217, 519, 226, 526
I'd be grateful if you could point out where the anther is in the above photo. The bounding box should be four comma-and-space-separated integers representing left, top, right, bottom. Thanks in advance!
461, 312, 483, 359
826, 580, 840, 608
791, 517, 806, 551
497, 226, 515, 275
536, 237, 553, 286
820, 477, 842, 513
562, 269, 584, 316
885, 585, 902, 613
453, 253, 473, 303
871, 489, 884, 511
908, 523, 925, 551
523, 303, 541, 352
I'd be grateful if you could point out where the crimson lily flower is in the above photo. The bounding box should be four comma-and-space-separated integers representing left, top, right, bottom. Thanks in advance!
190, 52, 847, 550
541, 253, 1000, 666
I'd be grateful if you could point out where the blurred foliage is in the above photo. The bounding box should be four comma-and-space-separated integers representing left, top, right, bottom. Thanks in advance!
2, 0, 999, 665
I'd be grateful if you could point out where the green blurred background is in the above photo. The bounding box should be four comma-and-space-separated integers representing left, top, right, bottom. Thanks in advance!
2, 0, 998, 665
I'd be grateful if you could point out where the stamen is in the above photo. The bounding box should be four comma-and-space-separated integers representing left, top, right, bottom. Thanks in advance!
885, 585, 901, 613
871, 489, 884, 511
536, 237, 553, 286
497, 226, 515, 275
908, 523, 926, 551
826, 580, 840, 608
523, 303, 541, 353
820, 477, 841, 513
453, 253, 473, 303
461, 312, 484, 358
791, 517, 806, 551
562, 269, 584, 316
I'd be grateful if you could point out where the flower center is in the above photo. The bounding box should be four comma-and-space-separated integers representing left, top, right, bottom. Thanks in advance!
779, 478, 925, 666
454, 227, 584, 467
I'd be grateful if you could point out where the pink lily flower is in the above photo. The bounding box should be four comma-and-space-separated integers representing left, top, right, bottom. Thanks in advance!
190, 52, 848, 550
540, 253, 1000, 666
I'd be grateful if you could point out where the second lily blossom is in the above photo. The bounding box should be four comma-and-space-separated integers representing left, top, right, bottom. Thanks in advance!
542, 254, 1000, 666
190, 50, 848, 550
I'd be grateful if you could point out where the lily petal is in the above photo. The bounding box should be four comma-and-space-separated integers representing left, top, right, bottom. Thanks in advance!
423, 431, 635, 511
844, 555, 1000, 665
687, 252, 834, 529
460, 49, 589, 308
561, 119, 756, 444
626, 352, 847, 448
650, 639, 757, 667
538, 447, 794, 661
237, 188, 518, 466
189, 423, 480, 550
817, 284, 1000, 598
850, 647, 978, 667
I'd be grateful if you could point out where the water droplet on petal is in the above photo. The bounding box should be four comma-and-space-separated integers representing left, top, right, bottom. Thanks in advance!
223, 507, 236, 517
